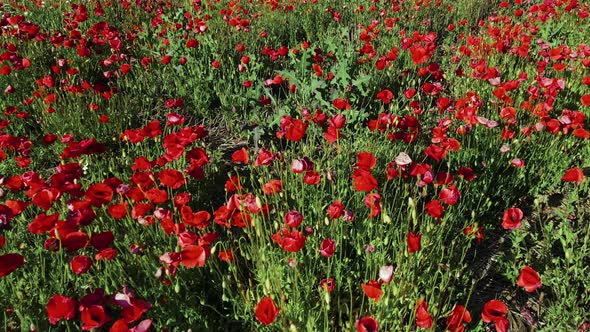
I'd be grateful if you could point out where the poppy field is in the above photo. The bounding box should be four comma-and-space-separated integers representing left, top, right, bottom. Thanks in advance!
1, 0, 590, 331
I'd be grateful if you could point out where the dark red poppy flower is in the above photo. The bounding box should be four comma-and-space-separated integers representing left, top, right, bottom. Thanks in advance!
90, 231, 114, 250
376, 89, 394, 104
407, 232, 422, 253
180, 245, 207, 268
47, 294, 77, 324
70, 255, 92, 275
481, 299, 508, 323
255, 296, 279, 325
562, 168, 585, 183
458, 167, 476, 181
284, 210, 303, 228
81, 305, 110, 331
61, 231, 89, 252
415, 300, 433, 328
517, 266, 541, 292
28, 213, 59, 234
95, 248, 118, 261
502, 207, 523, 230
333, 98, 351, 110
446, 305, 472, 332
356, 316, 378, 332
291, 157, 314, 174
361, 280, 383, 301
319, 238, 336, 258
320, 277, 335, 292
0, 236, 4, 249
32, 188, 60, 211
0, 253, 25, 277
85, 183, 113, 207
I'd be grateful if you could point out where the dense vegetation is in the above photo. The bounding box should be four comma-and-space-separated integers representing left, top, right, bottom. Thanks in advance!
1, 0, 589, 331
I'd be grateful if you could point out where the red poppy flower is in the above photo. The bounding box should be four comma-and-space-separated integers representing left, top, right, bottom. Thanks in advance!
231, 147, 249, 165
159, 169, 185, 189
415, 299, 433, 328
352, 169, 378, 192
517, 266, 541, 292
180, 245, 207, 268
108, 203, 128, 219
181, 206, 211, 229
439, 185, 460, 205
356, 316, 379, 332
271, 229, 306, 252
255, 296, 279, 325
254, 149, 275, 166
365, 193, 381, 218
425, 200, 444, 218
319, 238, 336, 258
81, 305, 110, 331
0, 253, 25, 277
407, 232, 422, 253
70, 255, 92, 275
355, 152, 377, 171
562, 168, 585, 183
511, 158, 525, 168
303, 171, 321, 185
47, 294, 77, 324
218, 249, 234, 263
284, 119, 308, 142
362, 280, 383, 301
145, 188, 168, 204
446, 305, 472, 332
502, 207, 523, 230
327, 200, 344, 219
263, 179, 282, 194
